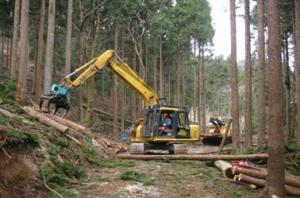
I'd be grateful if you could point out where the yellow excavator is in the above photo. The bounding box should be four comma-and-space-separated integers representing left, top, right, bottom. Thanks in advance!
40, 50, 200, 154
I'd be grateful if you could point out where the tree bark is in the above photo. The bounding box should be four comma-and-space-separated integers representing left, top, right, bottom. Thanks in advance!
112, 24, 119, 136
159, 36, 164, 97
257, 0, 266, 145
294, 0, 300, 147
77, 0, 84, 121
233, 166, 300, 188
244, 0, 252, 147
23, 107, 69, 133
199, 43, 206, 135
43, 0, 56, 94
267, 0, 286, 196
118, 153, 270, 161
214, 160, 234, 179
10, 0, 20, 80
85, 0, 97, 126
34, 0, 46, 102
64, 0, 73, 75
230, 0, 240, 149
238, 174, 300, 196
131, 51, 137, 122
153, 56, 157, 92
46, 114, 87, 133
15, 0, 29, 104
283, 33, 291, 141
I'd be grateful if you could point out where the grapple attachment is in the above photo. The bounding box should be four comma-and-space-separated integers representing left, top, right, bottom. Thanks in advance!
39, 84, 70, 117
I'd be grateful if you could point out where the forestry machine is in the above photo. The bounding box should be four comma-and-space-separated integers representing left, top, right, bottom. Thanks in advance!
40, 49, 200, 154
202, 117, 232, 145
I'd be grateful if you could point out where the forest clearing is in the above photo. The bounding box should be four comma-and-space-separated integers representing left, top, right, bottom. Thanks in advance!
0, 0, 300, 198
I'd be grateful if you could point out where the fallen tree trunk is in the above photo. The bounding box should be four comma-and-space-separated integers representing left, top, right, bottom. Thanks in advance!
118, 153, 270, 161
238, 174, 300, 196
214, 160, 234, 179
47, 114, 88, 133
233, 166, 300, 188
0, 108, 16, 118
23, 106, 69, 133
0, 107, 33, 125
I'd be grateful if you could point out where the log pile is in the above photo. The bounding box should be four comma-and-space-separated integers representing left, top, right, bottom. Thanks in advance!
214, 160, 300, 196
22, 106, 128, 155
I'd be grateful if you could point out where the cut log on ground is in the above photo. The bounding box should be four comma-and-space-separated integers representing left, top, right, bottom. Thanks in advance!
118, 153, 270, 161
23, 106, 69, 133
0, 108, 16, 118
214, 160, 234, 179
0, 107, 33, 125
233, 166, 300, 188
46, 114, 88, 133
238, 174, 300, 196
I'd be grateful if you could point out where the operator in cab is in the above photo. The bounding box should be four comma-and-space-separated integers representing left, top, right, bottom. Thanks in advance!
159, 113, 172, 135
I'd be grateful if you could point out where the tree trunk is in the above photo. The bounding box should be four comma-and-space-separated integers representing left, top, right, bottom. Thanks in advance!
283, 33, 291, 141
15, 0, 29, 104
23, 107, 69, 133
153, 56, 157, 92
10, 0, 20, 80
119, 28, 125, 132
244, 0, 252, 147
230, 0, 240, 149
77, 0, 84, 121
85, 0, 97, 126
295, 0, 300, 146
131, 50, 137, 122
118, 153, 270, 161
267, 0, 286, 197
34, 0, 45, 102
159, 36, 164, 97
43, 0, 56, 94
199, 43, 206, 134
257, 0, 266, 145
233, 166, 300, 188
64, 0, 73, 75
112, 24, 119, 136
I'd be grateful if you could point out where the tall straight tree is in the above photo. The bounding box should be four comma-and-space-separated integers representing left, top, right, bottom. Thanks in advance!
64, 0, 73, 75
244, 0, 252, 147
85, 0, 98, 126
267, 0, 285, 196
15, 0, 29, 104
230, 0, 240, 149
257, 0, 266, 145
112, 24, 119, 136
295, 0, 300, 146
10, 0, 20, 80
43, 0, 56, 94
199, 43, 206, 134
34, 0, 46, 102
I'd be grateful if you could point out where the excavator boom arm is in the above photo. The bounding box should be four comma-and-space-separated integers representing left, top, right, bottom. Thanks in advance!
57, 49, 158, 106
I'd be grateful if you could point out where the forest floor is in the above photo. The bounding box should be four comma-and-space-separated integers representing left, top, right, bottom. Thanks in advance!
0, 81, 299, 198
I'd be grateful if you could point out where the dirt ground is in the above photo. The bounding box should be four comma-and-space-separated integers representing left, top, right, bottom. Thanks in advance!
65, 158, 259, 198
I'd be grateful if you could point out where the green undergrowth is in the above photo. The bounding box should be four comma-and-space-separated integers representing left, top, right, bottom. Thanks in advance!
0, 115, 40, 148
0, 81, 16, 104
233, 140, 300, 155
6, 128, 40, 147
120, 170, 155, 186
83, 136, 136, 168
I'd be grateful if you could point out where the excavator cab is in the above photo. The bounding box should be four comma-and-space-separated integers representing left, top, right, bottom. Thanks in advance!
142, 105, 191, 139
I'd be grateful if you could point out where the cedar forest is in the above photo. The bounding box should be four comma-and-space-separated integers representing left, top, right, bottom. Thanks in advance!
0, 0, 299, 198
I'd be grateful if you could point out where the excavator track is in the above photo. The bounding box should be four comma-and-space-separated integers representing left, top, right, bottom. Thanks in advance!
129, 143, 145, 155
170, 144, 188, 154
